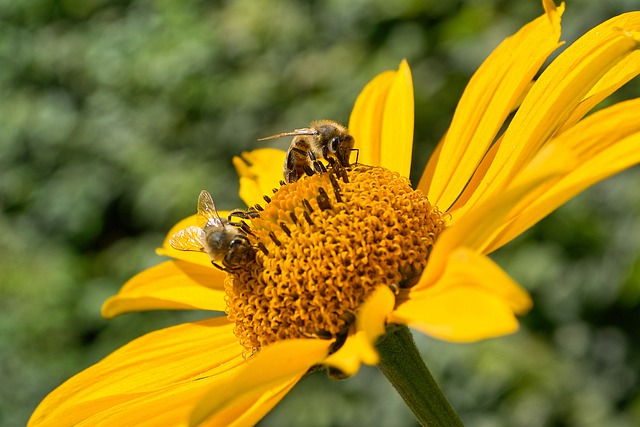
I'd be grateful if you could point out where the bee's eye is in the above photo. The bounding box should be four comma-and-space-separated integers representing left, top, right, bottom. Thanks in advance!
330, 137, 340, 152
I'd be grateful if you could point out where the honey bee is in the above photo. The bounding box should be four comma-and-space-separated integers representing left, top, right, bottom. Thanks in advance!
169, 190, 255, 270
258, 120, 356, 184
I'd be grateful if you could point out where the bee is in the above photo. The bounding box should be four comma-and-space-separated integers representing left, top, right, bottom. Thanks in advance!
169, 190, 255, 270
258, 120, 356, 184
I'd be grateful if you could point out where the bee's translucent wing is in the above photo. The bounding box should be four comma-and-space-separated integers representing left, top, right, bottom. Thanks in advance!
169, 226, 206, 252
257, 128, 319, 141
197, 190, 223, 228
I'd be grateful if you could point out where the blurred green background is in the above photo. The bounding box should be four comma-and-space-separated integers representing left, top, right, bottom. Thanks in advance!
1, 0, 639, 426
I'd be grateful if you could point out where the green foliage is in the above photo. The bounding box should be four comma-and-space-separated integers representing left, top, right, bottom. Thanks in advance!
0, 0, 638, 426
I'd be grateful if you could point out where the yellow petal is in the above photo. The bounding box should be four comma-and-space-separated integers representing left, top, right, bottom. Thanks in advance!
101, 260, 227, 319
417, 133, 445, 195
421, 0, 563, 210
391, 288, 519, 343
422, 145, 571, 285
349, 70, 395, 168
555, 12, 640, 132
321, 336, 364, 377
459, 13, 640, 215
190, 339, 330, 426
323, 285, 396, 375
413, 248, 531, 313
198, 379, 298, 427
380, 59, 414, 178
233, 148, 287, 207
389, 249, 531, 342
29, 318, 244, 427
559, 50, 640, 134
357, 285, 396, 351
349, 60, 414, 177
484, 98, 640, 252
444, 134, 503, 215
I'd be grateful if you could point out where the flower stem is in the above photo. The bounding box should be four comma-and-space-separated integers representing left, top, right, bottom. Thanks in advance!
376, 326, 464, 427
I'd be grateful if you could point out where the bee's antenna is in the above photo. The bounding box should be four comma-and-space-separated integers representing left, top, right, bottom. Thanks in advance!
257, 128, 319, 141
351, 148, 360, 165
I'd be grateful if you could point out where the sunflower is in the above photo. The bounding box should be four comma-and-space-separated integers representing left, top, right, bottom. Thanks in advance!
30, 1, 640, 426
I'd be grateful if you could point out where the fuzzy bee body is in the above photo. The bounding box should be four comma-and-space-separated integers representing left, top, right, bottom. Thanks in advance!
259, 120, 355, 183
169, 190, 255, 270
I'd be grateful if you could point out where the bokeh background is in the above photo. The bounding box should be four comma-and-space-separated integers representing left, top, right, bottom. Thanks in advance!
2, 0, 639, 426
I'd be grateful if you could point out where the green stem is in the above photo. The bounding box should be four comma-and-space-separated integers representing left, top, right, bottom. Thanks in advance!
376, 326, 464, 427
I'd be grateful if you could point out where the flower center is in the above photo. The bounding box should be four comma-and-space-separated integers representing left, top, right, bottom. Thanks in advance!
225, 164, 446, 355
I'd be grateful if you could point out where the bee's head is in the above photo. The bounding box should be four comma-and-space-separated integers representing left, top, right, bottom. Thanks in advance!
328, 133, 355, 167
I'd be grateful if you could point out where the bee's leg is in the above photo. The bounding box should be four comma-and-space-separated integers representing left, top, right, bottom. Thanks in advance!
327, 137, 349, 167
321, 143, 330, 161
228, 210, 243, 220
302, 164, 315, 178
283, 164, 297, 184
232, 234, 253, 250
284, 171, 298, 184
220, 255, 238, 272
308, 150, 326, 173
326, 156, 338, 170
228, 209, 260, 221
227, 235, 256, 266
228, 220, 255, 237
239, 221, 254, 235
211, 261, 230, 272
286, 148, 306, 171
245, 210, 259, 218
284, 148, 308, 183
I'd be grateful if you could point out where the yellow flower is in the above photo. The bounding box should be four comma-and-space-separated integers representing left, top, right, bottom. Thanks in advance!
30, 1, 640, 426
